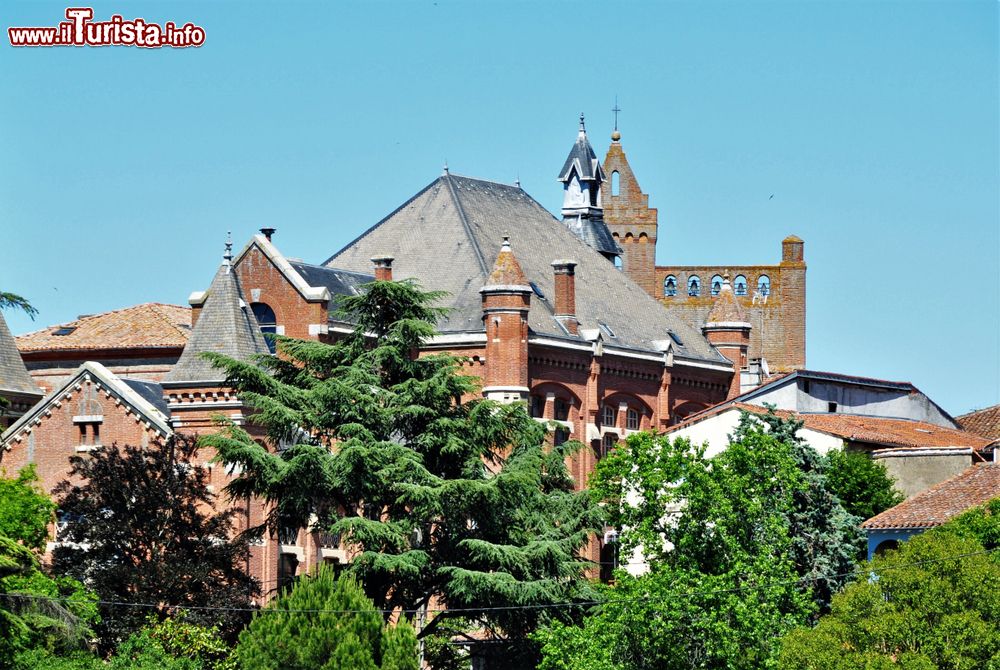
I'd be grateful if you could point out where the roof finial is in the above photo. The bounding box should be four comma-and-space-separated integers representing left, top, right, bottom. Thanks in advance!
611, 97, 622, 141
515, 173, 521, 188
501, 233, 511, 251
224, 231, 233, 267
579, 112, 586, 133
443, 160, 449, 176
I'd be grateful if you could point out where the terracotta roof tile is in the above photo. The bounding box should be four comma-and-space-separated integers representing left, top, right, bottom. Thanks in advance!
862, 463, 1000, 529
16, 303, 191, 353
957, 405, 1000, 442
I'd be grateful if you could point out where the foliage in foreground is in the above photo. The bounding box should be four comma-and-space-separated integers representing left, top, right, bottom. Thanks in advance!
779, 500, 1000, 669
51, 437, 258, 652
0, 466, 97, 667
235, 565, 417, 670
201, 279, 602, 663
824, 446, 904, 521
535, 411, 864, 670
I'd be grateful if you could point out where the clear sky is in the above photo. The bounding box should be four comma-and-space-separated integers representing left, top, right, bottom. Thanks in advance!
2, 1, 997, 415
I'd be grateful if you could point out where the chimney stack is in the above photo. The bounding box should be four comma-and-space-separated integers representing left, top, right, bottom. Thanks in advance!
260, 227, 276, 241
371, 255, 394, 282
551, 260, 578, 335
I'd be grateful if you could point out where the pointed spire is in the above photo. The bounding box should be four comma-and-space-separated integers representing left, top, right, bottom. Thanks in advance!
481, 235, 530, 291
442, 161, 449, 176
579, 112, 586, 133
0, 310, 41, 397
163, 246, 270, 385
223, 231, 233, 270
706, 273, 748, 324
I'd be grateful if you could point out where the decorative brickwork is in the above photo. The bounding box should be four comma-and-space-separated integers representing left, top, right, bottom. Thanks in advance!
603, 132, 658, 295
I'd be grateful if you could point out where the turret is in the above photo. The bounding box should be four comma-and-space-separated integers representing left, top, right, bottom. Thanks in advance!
479, 236, 532, 403
702, 274, 751, 400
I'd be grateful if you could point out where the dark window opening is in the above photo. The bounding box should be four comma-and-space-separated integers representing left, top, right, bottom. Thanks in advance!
251, 302, 278, 353
600, 533, 620, 582
601, 433, 617, 458
530, 395, 545, 418
828, 401, 838, 413
554, 398, 570, 422
53, 327, 77, 336
278, 553, 299, 593
803, 380, 811, 393
553, 426, 570, 446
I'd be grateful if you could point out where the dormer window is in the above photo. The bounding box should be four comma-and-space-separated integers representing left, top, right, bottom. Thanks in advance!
53, 327, 76, 336
251, 302, 278, 353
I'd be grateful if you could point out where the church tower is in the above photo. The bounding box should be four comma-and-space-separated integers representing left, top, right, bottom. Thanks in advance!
557, 114, 620, 263
602, 127, 659, 296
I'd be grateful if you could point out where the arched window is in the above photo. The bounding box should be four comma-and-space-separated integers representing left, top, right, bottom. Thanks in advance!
733, 275, 748, 296
611, 171, 620, 196
602, 405, 617, 428
251, 302, 278, 353
626, 408, 640, 431
757, 275, 771, 297
688, 276, 701, 297
711, 274, 724, 296
663, 275, 677, 297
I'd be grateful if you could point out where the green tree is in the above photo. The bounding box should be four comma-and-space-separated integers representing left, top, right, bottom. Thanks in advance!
201, 279, 601, 662
51, 436, 258, 652
235, 565, 417, 670
536, 411, 863, 669
824, 447, 904, 521
0, 291, 38, 319
778, 522, 1000, 670
0, 467, 98, 667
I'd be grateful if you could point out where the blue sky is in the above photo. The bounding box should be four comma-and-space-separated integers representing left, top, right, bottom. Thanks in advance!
2, 1, 997, 415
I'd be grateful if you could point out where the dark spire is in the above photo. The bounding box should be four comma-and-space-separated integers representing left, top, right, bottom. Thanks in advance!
0, 310, 41, 397
163, 238, 270, 384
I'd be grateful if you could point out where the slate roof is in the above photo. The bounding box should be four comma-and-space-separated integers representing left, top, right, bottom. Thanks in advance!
122, 378, 170, 417
0, 311, 40, 396
163, 262, 270, 384
862, 463, 1000, 530
670, 402, 990, 451
16, 303, 191, 353
324, 173, 724, 364
562, 213, 621, 258
288, 262, 373, 308
957, 405, 1000, 442
557, 116, 605, 183
706, 276, 748, 324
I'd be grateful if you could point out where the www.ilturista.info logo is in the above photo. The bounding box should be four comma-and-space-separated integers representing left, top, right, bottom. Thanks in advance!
8, 8, 205, 48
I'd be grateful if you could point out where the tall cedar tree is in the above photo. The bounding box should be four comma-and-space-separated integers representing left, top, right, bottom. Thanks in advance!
236, 566, 417, 670
51, 437, 259, 653
199, 279, 602, 662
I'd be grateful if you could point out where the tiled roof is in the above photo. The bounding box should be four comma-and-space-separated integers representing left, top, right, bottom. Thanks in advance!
862, 463, 1000, 530
324, 174, 725, 364
16, 303, 191, 353
706, 276, 747, 324
669, 402, 990, 451
957, 405, 1000, 442
0, 311, 41, 396
163, 262, 269, 384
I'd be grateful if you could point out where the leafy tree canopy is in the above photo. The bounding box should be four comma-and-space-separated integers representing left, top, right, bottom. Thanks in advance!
51, 437, 258, 653
824, 447, 904, 521
0, 291, 37, 319
536, 411, 864, 669
235, 565, 417, 670
778, 501, 1000, 670
0, 464, 56, 552
201, 279, 602, 661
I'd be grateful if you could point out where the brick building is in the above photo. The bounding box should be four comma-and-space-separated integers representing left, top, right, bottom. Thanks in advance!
602, 127, 806, 372
2, 117, 807, 587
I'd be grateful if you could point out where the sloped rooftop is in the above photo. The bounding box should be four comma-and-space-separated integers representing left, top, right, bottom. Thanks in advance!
16, 303, 191, 353
0, 311, 40, 396
862, 464, 1000, 530
324, 173, 724, 364
958, 405, 1000, 442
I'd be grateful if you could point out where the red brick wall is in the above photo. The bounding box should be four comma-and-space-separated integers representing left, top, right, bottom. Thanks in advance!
232, 245, 329, 340
602, 138, 658, 295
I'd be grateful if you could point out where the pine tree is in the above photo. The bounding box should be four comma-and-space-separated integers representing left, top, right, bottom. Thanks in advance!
200, 279, 602, 661
235, 565, 417, 670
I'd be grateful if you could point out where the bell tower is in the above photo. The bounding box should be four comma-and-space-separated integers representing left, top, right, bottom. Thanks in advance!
602, 127, 659, 295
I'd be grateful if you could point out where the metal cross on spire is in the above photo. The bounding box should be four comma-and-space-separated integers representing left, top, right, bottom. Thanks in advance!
612, 97, 621, 131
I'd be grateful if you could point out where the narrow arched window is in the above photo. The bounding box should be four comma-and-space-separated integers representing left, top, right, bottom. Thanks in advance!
611, 171, 620, 196
688, 276, 701, 297
711, 274, 723, 296
757, 275, 771, 297
664, 275, 677, 297
734, 275, 748, 296
251, 302, 278, 353
626, 408, 640, 431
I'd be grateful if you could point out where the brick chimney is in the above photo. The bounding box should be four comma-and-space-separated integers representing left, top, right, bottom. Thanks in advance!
259, 227, 276, 241
551, 259, 578, 335
371, 256, 394, 281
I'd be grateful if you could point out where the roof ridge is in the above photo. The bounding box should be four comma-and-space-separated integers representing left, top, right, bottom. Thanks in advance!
442, 174, 489, 276
322, 177, 442, 267
862, 462, 999, 528
147, 302, 193, 339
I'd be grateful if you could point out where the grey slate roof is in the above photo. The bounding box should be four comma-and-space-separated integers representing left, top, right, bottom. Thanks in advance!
121, 378, 169, 417
0, 310, 41, 397
324, 174, 725, 364
558, 123, 605, 183
163, 262, 270, 384
288, 262, 374, 314
563, 213, 620, 257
